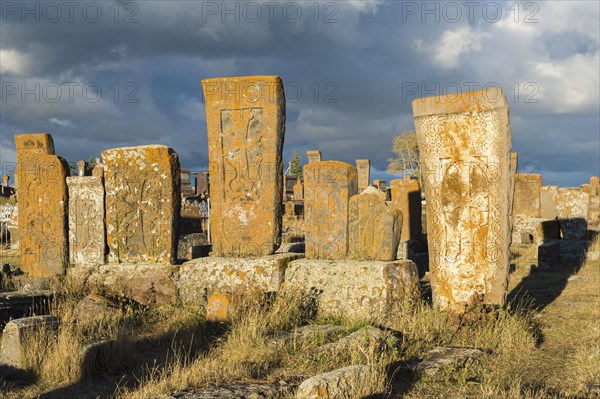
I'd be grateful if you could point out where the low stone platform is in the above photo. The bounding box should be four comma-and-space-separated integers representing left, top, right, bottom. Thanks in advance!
178, 253, 303, 306
283, 259, 420, 318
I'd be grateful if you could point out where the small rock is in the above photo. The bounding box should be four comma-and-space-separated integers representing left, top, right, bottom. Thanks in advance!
586, 385, 600, 395
72, 294, 119, 323
296, 365, 373, 399
407, 347, 487, 376
266, 324, 348, 350
309, 326, 400, 357
168, 383, 290, 398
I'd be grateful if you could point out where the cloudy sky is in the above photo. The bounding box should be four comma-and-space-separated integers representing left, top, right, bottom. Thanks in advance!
0, 0, 598, 186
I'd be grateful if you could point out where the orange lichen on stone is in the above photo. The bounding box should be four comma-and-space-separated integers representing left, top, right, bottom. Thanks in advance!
390, 179, 422, 241
513, 173, 542, 217
14, 133, 55, 157
304, 161, 358, 259
17, 153, 69, 277
413, 88, 512, 312
102, 145, 180, 264
206, 292, 231, 322
202, 75, 285, 257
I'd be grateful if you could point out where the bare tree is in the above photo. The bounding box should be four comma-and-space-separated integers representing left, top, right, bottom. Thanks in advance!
387, 130, 422, 185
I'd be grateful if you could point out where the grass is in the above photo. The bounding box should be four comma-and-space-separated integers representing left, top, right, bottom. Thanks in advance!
0, 255, 598, 398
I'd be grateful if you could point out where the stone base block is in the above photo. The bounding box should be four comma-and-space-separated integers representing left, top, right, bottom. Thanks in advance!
177, 233, 209, 261
512, 216, 561, 246
178, 253, 303, 306
0, 315, 60, 368
396, 240, 425, 260
67, 264, 179, 306
283, 259, 420, 318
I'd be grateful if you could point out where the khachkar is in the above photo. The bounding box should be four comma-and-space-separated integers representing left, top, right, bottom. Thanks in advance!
413, 88, 513, 312
202, 75, 285, 256
356, 159, 370, 190
67, 176, 105, 266
304, 161, 357, 259
103, 145, 181, 264
15, 133, 69, 277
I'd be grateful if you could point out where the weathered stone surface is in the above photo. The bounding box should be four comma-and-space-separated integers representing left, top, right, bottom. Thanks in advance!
310, 326, 401, 357
513, 174, 542, 217
0, 315, 60, 368
169, 384, 291, 399
67, 264, 179, 306
283, 259, 420, 317
178, 253, 302, 306
67, 176, 105, 267
356, 159, 370, 190
304, 161, 358, 259
413, 88, 513, 312
17, 154, 69, 277
180, 168, 196, 197
373, 179, 386, 190
266, 324, 348, 350
295, 365, 373, 399
556, 188, 589, 240
72, 294, 119, 323
306, 150, 322, 164
79, 339, 117, 379
179, 202, 203, 236
177, 233, 209, 260
541, 185, 559, 219
407, 346, 487, 376
206, 292, 231, 322
202, 76, 285, 257
390, 179, 422, 242
511, 215, 561, 246
14, 133, 55, 157
348, 187, 402, 261
293, 181, 304, 200
103, 145, 181, 264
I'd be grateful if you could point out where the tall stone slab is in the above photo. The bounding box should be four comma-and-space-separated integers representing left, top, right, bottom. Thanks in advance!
348, 187, 402, 261
556, 188, 589, 240
356, 159, 371, 190
293, 180, 303, 200
541, 185, 559, 219
413, 88, 513, 312
67, 176, 105, 266
102, 145, 180, 264
202, 75, 285, 257
304, 161, 358, 259
17, 154, 69, 276
306, 150, 322, 164
513, 174, 542, 217
390, 179, 422, 242
195, 172, 209, 195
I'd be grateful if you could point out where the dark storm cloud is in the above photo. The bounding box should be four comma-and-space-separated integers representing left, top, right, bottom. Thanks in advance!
1, 0, 598, 186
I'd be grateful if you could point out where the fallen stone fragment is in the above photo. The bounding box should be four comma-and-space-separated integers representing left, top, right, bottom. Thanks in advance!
169, 383, 291, 399
309, 326, 400, 357
79, 339, 117, 379
0, 315, 60, 368
0, 290, 54, 328
296, 365, 373, 399
406, 346, 488, 376
266, 324, 348, 350
72, 294, 119, 323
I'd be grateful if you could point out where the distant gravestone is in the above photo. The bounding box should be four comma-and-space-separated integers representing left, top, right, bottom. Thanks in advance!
14, 133, 55, 157
196, 172, 209, 195
293, 180, 303, 200
180, 168, 195, 197
356, 159, 371, 190
67, 176, 105, 266
306, 150, 322, 164
17, 152, 69, 277
103, 145, 180, 264
390, 179, 422, 242
556, 188, 589, 240
373, 179, 386, 190
304, 161, 358, 259
413, 88, 513, 312
513, 174, 542, 217
202, 75, 285, 257
348, 187, 402, 261
77, 160, 87, 177
541, 185, 559, 219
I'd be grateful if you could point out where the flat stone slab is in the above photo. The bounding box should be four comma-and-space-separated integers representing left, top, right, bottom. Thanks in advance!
178, 253, 303, 306
0, 315, 60, 368
406, 346, 488, 376
0, 290, 54, 328
296, 364, 373, 398
309, 326, 401, 357
266, 324, 348, 350
169, 384, 291, 399
283, 259, 420, 318
67, 264, 179, 306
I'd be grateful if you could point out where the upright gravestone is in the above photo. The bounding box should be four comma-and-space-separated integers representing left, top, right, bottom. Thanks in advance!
17, 152, 69, 277
306, 150, 322, 164
14, 133, 55, 157
356, 159, 371, 190
556, 188, 589, 240
304, 161, 358, 259
196, 172, 209, 195
103, 145, 180, 264
541, 185, 559, 219
202, 75, 285, 256
373, 180, 386, 190
413, 88, 513, 312
67, 176, 105, 266
293, 180, 303, 200
180, 168, 195, 197
513, 174, 542, 217
348, 186, 402, 261
390, 179, 422, 242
